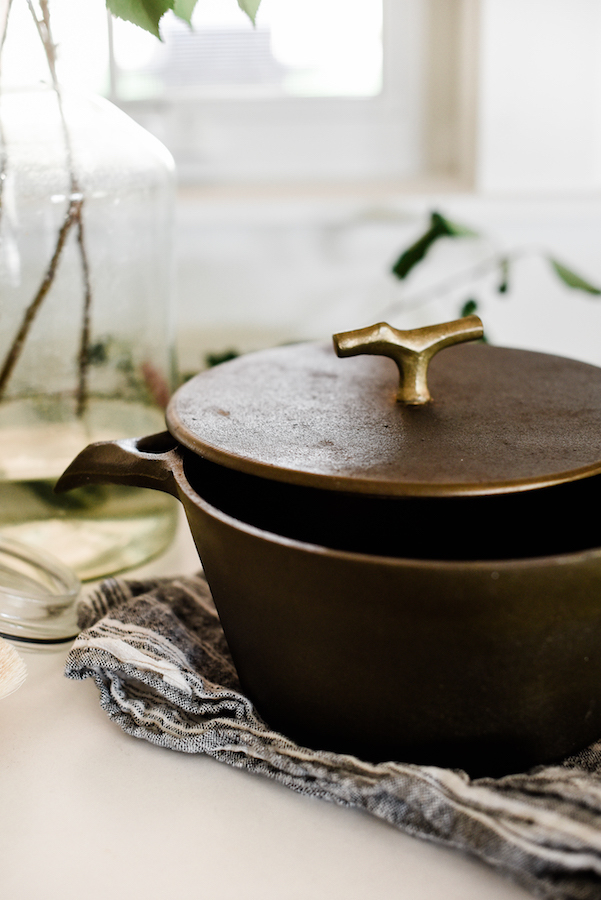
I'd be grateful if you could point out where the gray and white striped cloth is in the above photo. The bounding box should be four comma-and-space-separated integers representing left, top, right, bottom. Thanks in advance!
65, 573, 601, 900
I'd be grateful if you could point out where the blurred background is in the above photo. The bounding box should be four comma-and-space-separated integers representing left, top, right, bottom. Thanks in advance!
8, 0, 601, 373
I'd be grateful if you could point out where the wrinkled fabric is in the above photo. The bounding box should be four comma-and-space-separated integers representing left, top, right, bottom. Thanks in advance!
65, 573, 601, 900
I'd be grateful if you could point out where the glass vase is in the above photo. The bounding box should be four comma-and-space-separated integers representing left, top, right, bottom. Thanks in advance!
0, 85, 178, 581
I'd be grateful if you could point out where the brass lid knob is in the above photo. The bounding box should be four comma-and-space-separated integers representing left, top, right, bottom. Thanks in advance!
333, 315, 484, 404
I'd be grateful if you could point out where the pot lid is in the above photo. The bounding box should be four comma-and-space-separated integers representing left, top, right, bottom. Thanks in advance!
166, 316, 601, 497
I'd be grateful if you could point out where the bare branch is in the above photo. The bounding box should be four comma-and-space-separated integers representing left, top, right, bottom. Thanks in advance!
0, 199, 80, 398
0, 0, 95, 413
0, 0, 14, 214
75, 214, 93, 416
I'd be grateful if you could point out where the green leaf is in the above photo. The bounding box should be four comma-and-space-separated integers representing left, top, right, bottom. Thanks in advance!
237, 0, 262, 24
460, 299, 478, 317
106, 0, 173, 38
29, 480, 109, 511
173, 0, 197, 24
497, 257, 510, 294
86, 341, 108, 366
459, 299, 488, 341
439, 214, 479, 238
205, 348, 240, 368
107, 0, 260, 35
391, 212, 449, 280
391, 211, 479, 281
549, 258, 601, 296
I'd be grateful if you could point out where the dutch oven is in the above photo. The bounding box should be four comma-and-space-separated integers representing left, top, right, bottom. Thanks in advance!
56, 315, 601, 777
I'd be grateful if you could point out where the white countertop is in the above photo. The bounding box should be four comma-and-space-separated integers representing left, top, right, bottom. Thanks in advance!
0, 514, 532, 900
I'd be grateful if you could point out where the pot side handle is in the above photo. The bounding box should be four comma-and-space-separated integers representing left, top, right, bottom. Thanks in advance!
54, 431, 180, 499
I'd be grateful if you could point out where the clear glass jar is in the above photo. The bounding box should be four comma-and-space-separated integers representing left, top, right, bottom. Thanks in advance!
0, 85, 178, 581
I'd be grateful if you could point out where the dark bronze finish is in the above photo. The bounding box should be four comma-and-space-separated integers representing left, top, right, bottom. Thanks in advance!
166, 340, 601, 497
56, 434, 601, 777
332, 315, 484, 404
55, 319, 601, 775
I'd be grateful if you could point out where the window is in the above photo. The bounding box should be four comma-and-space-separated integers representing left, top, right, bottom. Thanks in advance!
113, 0, 478, 187
2, 0, 478, 189
113, 0, 431, 185
110, 0, 383, 100
1, 0, 110, 95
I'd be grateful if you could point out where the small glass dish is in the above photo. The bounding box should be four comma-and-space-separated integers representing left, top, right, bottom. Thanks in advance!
0, 535, 80, 645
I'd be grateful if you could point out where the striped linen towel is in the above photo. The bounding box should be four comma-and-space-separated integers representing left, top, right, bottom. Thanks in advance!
65, 573, 601, 900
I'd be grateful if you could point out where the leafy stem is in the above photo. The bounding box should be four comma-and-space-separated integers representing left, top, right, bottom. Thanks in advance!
382, 249, 523, 321
384, 210, 601, 325
105, 0, 261, 39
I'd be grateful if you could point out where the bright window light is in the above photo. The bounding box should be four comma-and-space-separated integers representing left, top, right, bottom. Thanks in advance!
1, 0, 109, 95
111, 0, 383, 100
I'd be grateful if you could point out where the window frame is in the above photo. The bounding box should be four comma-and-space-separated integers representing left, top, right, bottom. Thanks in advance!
111, 0, 479, 191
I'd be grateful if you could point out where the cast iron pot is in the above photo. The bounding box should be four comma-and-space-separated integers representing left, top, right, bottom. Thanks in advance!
56, 316, 601, 777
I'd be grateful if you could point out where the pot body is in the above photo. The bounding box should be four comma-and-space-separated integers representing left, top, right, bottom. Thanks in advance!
57, 433, 601, 776
170, 448, 601, 777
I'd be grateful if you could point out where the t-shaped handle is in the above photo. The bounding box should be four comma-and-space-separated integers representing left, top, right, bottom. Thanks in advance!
333, 315, 484, 404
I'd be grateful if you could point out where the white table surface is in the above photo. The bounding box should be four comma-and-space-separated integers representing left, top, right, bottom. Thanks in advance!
1, 513, 533, 900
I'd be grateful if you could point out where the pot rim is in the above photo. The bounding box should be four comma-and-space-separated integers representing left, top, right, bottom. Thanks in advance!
173, 447, 601, 570
168, 414, 601, 498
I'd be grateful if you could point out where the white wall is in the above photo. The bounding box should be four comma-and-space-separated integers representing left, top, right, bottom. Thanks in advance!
174, 0, 601, 376
175, 192, 601, 372
476, 0, 601, 193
